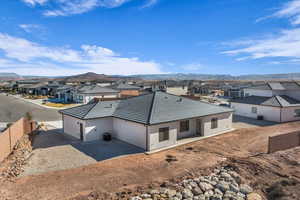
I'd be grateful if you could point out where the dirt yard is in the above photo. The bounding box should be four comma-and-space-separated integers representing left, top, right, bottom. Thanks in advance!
0, 121, 300, 200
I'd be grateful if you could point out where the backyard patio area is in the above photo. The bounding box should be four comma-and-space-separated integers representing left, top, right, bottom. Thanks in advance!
21, 127, 144, 176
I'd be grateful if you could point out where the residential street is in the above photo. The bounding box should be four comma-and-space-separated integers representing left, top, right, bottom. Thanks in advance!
0, 94, 61, 122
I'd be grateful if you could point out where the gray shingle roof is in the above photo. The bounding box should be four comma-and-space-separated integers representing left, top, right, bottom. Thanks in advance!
77, 85, 119, 94
231, 95, 300, 107
115, 83, 140, 90
247, 82, 300, 91
60, 91, 233, 125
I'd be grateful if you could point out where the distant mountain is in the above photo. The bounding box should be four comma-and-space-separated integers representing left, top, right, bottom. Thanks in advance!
1, 72, 300, 82
59, 72, 137, 82
0, 73, 22, 81
133, 73, 300, 81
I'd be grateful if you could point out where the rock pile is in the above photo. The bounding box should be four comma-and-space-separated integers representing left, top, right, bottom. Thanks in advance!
0, 134, 33, 179
130, 167, 261, 200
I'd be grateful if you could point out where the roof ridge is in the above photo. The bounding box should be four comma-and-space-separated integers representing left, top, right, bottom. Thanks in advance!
147, 92, 156, 125
273, 95, 283, 107
82, 102, 99, 119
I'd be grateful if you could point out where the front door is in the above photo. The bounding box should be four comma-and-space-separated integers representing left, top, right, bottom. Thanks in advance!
80, 123, 84, 141
196, 119, 203, 136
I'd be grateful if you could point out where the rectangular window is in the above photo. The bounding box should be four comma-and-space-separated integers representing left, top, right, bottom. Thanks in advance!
251, 107, 257, 114
294, 109, 300, 117
159, 127, 169, 142
180, 120, 189, 132
211, 118, 218, 129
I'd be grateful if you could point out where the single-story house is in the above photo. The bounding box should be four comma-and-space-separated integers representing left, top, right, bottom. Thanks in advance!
60, 91, 233, 151
73, 85, 120, 104
114, 83, 141, 97
230, 95, 300, 122
56, 85, 75, 103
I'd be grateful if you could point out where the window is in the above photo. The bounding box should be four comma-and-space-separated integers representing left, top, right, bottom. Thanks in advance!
180, 120, 189, 132
159, 127, 169, 142
294, 109, 300, 117
251, 107, 257, 114
245, 93, 250, 97
211, 118, 218, 129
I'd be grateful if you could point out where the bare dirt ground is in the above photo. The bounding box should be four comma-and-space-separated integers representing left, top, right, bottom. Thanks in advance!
0, 121, 300, 200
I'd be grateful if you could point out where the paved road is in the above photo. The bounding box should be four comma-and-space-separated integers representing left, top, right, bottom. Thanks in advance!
0, 94, 61, 122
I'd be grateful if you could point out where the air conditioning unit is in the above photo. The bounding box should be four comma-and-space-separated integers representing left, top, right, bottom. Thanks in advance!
103, 132, 112, 141
257, 115, 264, 120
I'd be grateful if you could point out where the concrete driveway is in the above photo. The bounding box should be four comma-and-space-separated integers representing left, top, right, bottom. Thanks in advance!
233, 115, 277, 129
21, 129, 144, 176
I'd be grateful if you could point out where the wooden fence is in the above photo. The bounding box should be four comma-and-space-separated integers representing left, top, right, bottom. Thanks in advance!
268, 131, 300, 153
0, 117, 36, 162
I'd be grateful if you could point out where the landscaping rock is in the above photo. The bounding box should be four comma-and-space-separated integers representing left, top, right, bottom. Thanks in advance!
127, 167, 254, 200
247, 192, 262, 200
240, 184, 253, 194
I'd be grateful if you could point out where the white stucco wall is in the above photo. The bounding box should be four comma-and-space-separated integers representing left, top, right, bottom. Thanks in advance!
63, 115, 85, 140
112, 118, 147, 149
231, 102, 281, 122
85, 117, 113, 141
147, 121, 178, 151
201, 112, 233, 136
281, 106, 300, 122
147, 113, 232, 151
177, 119, 197, 139
83, 94, 119, 104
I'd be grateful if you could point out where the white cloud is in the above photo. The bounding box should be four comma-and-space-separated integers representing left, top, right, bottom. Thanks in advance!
19, 24, 43, 33
21, 0, 159, 16
43, 0, 100, 16
21, 0, 48, 6
0, 33, 162, 76
223, 0, 300, 61
223, 29, 300, 59
274, 0, 300, 25
141, 0, 158, 8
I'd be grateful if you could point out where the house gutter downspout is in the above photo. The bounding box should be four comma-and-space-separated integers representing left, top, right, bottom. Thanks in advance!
146, 125, 149, 151
280, 107, 282, 123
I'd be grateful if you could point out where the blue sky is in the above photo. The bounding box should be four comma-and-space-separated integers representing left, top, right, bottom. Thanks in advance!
0, 0, 300, 76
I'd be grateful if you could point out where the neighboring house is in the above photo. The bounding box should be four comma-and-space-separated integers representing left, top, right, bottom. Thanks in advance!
224, 87, 245, 99
231, 82, 300, 122
96, 81, 114, 87
73, 85, 120, 104
152, 80, 190, 96
18, 82, 48, 95
114, 83, 141, 97
60, 92, 233, 151
56, 85, 74, 103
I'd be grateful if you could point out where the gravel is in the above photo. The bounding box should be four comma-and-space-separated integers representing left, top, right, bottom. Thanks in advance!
130, 167, 261, 200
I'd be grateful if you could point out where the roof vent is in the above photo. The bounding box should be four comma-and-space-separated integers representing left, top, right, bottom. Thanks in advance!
177, 98, 182, 102
164, 96, 168, 99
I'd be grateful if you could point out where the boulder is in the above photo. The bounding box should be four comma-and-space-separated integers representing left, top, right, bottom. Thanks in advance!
216, 181, 230, 192
240, 184, 253, 195
247, 192, 262, 200
182, 188, 193, 199
198, 182, 213, 191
